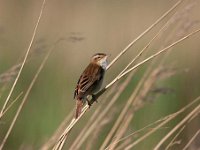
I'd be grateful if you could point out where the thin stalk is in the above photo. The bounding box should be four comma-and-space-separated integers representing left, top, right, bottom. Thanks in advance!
0, 0, 47, 118
106, 0, 185, 70
0, 49, 52, 150
182, 129, 200, 150
153, 104, 200, 150
0, 92, 23, 117
116, 28, 200, 83
165, 126, 185, 150
124, 96, 200, 150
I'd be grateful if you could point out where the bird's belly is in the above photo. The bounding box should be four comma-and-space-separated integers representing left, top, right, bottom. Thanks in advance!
92, 78, 103, 93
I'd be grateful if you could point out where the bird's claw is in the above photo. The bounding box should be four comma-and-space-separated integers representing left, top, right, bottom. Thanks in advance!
86, 94, 98, 108
92, 94, 98, 103
87, 99, 92, 108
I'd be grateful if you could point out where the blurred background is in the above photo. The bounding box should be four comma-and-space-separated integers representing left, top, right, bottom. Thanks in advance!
0, 0, 200, 149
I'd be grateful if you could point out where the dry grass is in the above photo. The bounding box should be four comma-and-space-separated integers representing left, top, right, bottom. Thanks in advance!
51, 0, 200, 149
1, 0, 200, 150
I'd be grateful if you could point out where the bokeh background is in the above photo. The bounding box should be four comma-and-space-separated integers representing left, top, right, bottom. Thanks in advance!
0, 0, 200, 149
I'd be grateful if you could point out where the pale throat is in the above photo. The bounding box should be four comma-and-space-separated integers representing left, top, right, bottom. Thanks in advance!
98, 58, 108, 70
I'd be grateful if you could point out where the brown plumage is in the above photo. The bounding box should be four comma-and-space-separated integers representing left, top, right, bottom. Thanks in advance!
74, 53, 108, 118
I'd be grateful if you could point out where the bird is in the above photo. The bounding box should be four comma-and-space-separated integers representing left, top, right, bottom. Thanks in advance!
74, 53, 109, 118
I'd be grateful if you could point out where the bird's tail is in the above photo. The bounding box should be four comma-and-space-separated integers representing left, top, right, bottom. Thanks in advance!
75, 99, 83, 118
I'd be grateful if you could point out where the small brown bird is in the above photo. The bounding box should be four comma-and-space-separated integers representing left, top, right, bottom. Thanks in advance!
74, 53, 109, 118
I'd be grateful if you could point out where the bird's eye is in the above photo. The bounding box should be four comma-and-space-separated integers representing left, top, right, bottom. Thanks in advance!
95, 56, 100, 59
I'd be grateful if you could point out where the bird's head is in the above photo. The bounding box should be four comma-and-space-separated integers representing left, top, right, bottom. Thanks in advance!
91, 53, 109, 69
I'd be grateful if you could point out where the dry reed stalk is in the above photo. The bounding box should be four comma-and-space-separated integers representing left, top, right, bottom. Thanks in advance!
182, 129, 200, 150
106, 0, 185, 70
165, 126, 185, 150
117, 28, 200, 81
117, 6, 179, 77
165, 108, 199, 149
153, 104, 200, 150
0, 92, 23, 118
115, 138, 132, 150
124, 96, 200, 150
0, 48, 52, 149
164, 103, 200, 150
188, 109, 200, 122
0, 0, 47, 119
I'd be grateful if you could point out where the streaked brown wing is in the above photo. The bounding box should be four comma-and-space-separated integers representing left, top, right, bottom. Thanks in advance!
74, 63, 102, 99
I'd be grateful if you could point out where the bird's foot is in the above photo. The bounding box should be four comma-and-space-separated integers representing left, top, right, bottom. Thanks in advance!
86, 99, 92, 108
92, 94, 98, 103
